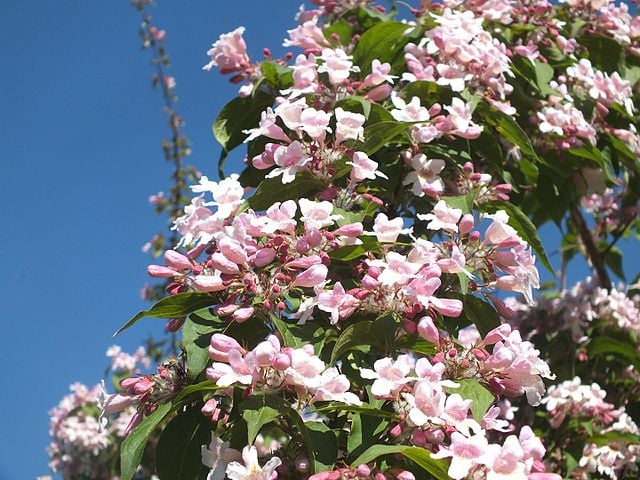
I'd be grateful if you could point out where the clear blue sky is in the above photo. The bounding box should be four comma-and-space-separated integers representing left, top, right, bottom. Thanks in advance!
0, 2, 635, 479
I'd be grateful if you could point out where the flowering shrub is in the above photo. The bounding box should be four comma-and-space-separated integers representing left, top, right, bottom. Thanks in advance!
46, 0, 640, 479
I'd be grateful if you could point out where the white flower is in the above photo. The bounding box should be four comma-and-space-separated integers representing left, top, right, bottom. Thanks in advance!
225, 445, 282, 480
202, 434, 240, 480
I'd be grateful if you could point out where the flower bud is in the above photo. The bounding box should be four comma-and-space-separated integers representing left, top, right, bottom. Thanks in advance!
459, 214, 475, 235
165, 317, 186, 332
147, 265, 178, 278
164, 250, 192, 271
291, 264, 328, 288
273, 353, 291, 371
356, 465, 371, 477
417, 316, 440, 345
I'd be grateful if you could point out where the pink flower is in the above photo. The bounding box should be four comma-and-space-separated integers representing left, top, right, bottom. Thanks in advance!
314, 368, 362, 405
405, 381, 446, 426
300, 107, 332, 142
390, 94, 430, 122
209, 334, 246, 362
371, 213, 411, 243
224, 446, 282, 480
318, 48, 359, 85
403, 154, 445, 197
318, 282, 359, 324
283, 17, 329, 51
362, 59, 396, 88
243, 107, 290, 143
360, 355, 415, 398
348, 151, 387, 183
265, 141, 311, 184
418, 200, 462, 232
432, 431, 491, 479
299, 198, 343, 229
203, 27, 250, 74
441, 98, 483, 139
485, 435, 527, 480
334, 108, 365, 144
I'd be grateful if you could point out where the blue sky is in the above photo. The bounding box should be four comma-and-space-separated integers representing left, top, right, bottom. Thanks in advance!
0, 1, 635, 479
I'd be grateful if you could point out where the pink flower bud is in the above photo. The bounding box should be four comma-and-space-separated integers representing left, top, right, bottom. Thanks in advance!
375, 473, 386, 480
355, 465, 371, 477
102, 393, 138, 416
201, 398, 218, 415
417, 316, 440, 344
124, 410, 143, 435
468, 231, 481, 242
365, 83, 392, 101
164, 250, 192, 271
165, 317, 186, 332
254, 341, 277, 367
187, 244, 207, 260
193, 274, 226, 292
211, 252, 241, 275
253, 248, 276, 267
459, 214, 475, 235
396, 470, 415, 480
334, 222, 364, 237
232, 307, 254, 323
291, 264, 328, 288
306, 228, 323, 247
285, 255, 322, 269
296, 238, 310, 254
402, 319, 417, 334
425, 428, 445, 444
147, 265, 178, 278
273, 353, 291, 371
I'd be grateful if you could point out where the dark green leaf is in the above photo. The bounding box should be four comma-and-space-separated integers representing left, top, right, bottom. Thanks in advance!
347, 413, 390, 462
115, 293, 217, 336
156, 407, 211, 480
604, 246, 625, 280
120, 402, 172, 480
305, 422, 338, 472
361, 121, 411, 155
351, 445, 450, 480
173, 381, 217, 404
461, 294, 501, 338
213, 92, 274, 177
589, 431, 640, 447
580, 34, 624, 73
588, 336, 640, 369
247, 175, 321, 211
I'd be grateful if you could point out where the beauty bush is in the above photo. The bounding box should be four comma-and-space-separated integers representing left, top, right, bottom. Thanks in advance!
46, 0, 640, 479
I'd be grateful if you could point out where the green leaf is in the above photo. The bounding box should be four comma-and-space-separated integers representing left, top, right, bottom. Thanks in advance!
120, 402, 172, 480
580, 34, 624, 73
445, 379, 495, 422
260, 61, 293, 90
442, 192, 475, 215
589, 431, 640, 447
475, 102, 541, 172
353, 22, 415, 76
484, 201, 553, 273
213, 91, 274, 178
351, 445, 450, 480
401, 80, 452, 105
173, 380, 217, 404
182, 309, 223, 380
533, 60, 556, 96
361, 121, 411, 155
305, 422, 339, 472
331, 315, 399, 364
329, 236, 382, 262
395, 335, 437, 355
460, 294, 501, 337
271, 315, 327, 353
115, 293, 217, 336
155, 407, 211, 480
588, 336, 640, 369
316, 403, 395, 418
347, 413, 390, 462
247, 175, 321, 211
240, 396, 281, 445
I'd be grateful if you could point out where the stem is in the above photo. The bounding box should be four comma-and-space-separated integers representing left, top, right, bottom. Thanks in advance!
568, 204, 610, 289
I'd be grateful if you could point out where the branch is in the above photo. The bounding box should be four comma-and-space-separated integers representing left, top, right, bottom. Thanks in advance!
569, 204, 611, 289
